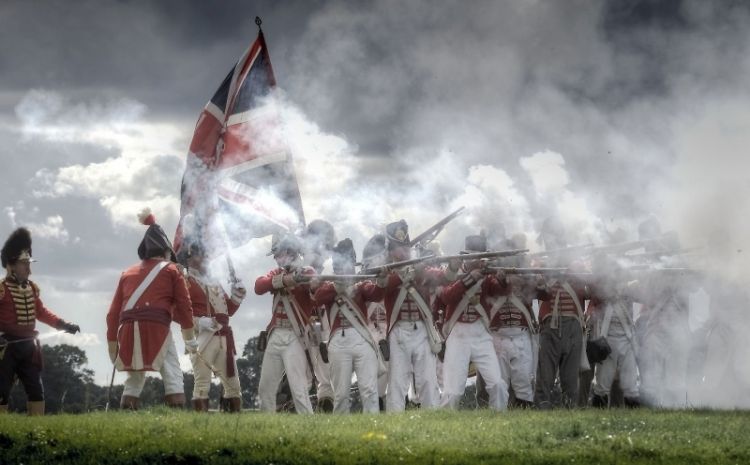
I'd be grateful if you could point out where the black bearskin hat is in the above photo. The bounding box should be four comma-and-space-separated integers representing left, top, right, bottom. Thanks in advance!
270, 233, 303, 257
304, 219, 336, 252
332, 238, 356, 272
137, 208, 176, 262
385, 220, 409, 250
362, 234, 387, 268
1, 227, 33, 268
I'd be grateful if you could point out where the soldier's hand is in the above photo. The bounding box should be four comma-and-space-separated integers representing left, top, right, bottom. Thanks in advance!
469, 268, 484, 281
282, 273, 297, 288
231, 281, 247, 301
108, 340, 118, 363
448, 258, 462, 272
309, 277, 321, 290
60, 321, 81, 334
495, 269, 507, 282
184, 338, 199, 354
197, 316, 218, 332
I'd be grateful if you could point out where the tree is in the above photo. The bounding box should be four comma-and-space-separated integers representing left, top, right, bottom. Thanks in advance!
8, 344, 96, 413
238, 336, 263, 409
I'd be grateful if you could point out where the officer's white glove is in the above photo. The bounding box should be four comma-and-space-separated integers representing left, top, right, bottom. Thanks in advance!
197, 316, 218, 332
184, 338, 199, 354
231, 281, 247, 304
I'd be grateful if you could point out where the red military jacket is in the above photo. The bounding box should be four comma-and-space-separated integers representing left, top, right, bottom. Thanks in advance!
441, 273, 504, 335
187, 271, 241, 319
537, 278, 589, 324
0, 276, 62, 338
379, 266, 448, 335
254, 266, 316, 334
106, 259, 193, 371
314, 281, 384, 333
488, 275, 537, 330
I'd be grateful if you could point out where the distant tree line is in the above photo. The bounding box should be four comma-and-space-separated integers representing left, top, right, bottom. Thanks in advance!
6, 336, 264, 414
7, 335, 477, 413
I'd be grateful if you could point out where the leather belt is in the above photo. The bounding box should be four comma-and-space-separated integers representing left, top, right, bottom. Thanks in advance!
274, 318, 293, 329
396, 311, 422, 322
457, 313, 481, 323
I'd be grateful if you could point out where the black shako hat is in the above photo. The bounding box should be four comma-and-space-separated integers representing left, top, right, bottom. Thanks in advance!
462, 234, 488, 254
361, 233, 387, 268
137, 208, 177, 262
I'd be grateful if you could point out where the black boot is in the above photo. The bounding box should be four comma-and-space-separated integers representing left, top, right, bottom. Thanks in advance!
317, 397, 334, 413
378, 396, 386, 412
513, 399, 535, 409
591, 393, 609, 409
624, 397, 641, 408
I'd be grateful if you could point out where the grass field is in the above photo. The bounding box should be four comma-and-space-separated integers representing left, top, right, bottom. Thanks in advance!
1, 409, 748, 464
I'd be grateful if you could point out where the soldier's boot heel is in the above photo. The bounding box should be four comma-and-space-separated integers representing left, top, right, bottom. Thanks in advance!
591, 394, 609, 409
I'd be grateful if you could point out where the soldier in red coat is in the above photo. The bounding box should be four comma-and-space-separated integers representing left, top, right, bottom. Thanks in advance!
377, 220, 448, 411
106, 209, 196, 410
183, 241, 246, 412
534, 217, 591, 409
255, 234, 317, 414
313, 238, 385, 413
440, 235, 507, 410
0, 228, 80, 415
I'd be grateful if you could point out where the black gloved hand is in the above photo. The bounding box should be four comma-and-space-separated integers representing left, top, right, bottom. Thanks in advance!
60, 322, 81, 334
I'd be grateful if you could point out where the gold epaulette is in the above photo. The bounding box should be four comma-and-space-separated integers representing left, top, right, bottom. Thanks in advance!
0, 278, 5, 300
30, 280, 40, 297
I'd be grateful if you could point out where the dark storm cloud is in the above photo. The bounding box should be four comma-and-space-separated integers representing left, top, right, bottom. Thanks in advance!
3, 0, 750, 393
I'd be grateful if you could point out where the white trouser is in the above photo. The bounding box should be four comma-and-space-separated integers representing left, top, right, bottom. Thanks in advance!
592, 331, 639, 398
123, 331, 183, 396
637, 310, 690, 407
371, 321, 389, 397
309, 336, 334, 401
258, 328, 313, 414
386, 321, 439, 411
441, 321, 506, 411
190, 333, 241, 399
493, 327, 535, 403
328, 327, 379, 414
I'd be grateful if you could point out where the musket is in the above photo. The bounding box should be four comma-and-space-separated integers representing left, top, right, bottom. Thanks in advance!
296, 274, 378, 282
622, 246, 703, 260
409, 207, 465, 250
528, 243, 594, 258
362, 249, 528, 274
625, 266, 702, 275
486, 267, 569, 275
586, 237, 670, 255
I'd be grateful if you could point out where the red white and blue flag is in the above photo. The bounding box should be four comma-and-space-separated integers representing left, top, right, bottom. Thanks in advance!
174, 29, 305, 255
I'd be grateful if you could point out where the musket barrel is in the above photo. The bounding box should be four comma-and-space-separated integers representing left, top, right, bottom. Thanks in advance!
487, 267, 568, 274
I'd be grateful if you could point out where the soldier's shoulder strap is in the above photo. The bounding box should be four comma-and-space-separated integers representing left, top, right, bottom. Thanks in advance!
0, 278, 5, 299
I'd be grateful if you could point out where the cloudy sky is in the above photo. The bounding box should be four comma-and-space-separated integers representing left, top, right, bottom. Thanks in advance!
2, 0, 750, 386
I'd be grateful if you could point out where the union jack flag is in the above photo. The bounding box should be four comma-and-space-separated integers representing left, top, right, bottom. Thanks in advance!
174, 28, 305, 256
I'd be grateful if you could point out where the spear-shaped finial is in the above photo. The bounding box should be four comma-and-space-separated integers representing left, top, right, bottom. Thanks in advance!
255, 16, 262, 29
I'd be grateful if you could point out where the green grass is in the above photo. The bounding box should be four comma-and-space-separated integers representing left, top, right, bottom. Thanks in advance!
1, 409, 749, 464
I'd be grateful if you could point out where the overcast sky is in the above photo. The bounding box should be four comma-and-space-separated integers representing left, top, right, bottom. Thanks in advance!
2, 0, 750, 386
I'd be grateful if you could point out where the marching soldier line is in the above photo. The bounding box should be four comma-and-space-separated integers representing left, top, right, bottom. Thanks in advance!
0, 208, 710, 414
